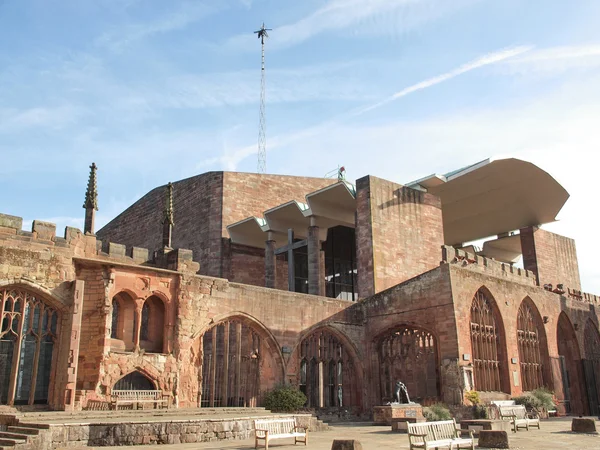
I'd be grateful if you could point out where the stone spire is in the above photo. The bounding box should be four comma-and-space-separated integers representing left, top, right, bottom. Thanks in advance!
162, 182, 174, 248
83, 162, 98, 235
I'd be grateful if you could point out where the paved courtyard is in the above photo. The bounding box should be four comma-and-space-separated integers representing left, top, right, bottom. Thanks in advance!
60, 417, 599, 450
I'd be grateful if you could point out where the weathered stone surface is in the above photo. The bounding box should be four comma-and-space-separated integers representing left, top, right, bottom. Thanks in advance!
373, 404, 424, 425
571, 418, 597, 433
32, 220, 56, 240
0, 213, 23, 230
478, 430, 509, 448
331, 439, 363, 450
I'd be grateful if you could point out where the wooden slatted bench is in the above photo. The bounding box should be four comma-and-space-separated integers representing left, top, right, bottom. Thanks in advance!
407, 419, 474, 450
254, 418, 308, 449
498, 405, 540, 432
110, 390, 169, 410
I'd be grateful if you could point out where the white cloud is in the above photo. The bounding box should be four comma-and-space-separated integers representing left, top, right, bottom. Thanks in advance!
226, 0, 478, 51
96, 2, 218, 52
356, 45, 533, 114
500, 44, 600, 75
0, 105, 84, 132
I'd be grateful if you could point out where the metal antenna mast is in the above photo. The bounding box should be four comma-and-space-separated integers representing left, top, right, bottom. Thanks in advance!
254, 22, 272, 174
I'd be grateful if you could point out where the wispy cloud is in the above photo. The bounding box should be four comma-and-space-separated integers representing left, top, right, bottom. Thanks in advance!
96, 2, 218, 52
500, 44, 600, 74
207, 45, 533, 170
0, 105, 84, 132
357, 45, 533, 114
226, 0, 478, 50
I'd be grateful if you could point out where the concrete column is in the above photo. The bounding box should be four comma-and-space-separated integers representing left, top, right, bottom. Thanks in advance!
308, 219, 321, 296
265, 232, 276, 288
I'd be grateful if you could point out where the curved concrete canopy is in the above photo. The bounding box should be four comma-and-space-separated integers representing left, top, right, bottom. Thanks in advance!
425, 158, 569, 245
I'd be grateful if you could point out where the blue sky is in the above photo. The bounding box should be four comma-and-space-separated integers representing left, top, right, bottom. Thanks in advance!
0, 0, 598, 291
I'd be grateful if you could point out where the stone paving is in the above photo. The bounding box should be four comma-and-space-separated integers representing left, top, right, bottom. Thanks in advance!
57, 417, 600, 450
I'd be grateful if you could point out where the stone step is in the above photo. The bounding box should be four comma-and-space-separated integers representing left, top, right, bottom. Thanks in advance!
13, 423, 50, 430
0, 438, 26, 447
0, 432, 30, 441
7, 427, 40, 436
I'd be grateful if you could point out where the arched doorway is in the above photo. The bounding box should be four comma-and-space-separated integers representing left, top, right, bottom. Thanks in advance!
113, 371, 156, 390
470, 288, 509, 393
0, 287, 60, 405
557, 312, 584, 414
200, 318, 275, 407
583, 320, 600, 415
378, 326, 438, 403
298, 328, 360, 409
516, 299, 550, 391
139, 296, 165, 353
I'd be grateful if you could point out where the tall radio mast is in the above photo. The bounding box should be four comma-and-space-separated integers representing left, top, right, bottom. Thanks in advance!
254, 22, 272, 174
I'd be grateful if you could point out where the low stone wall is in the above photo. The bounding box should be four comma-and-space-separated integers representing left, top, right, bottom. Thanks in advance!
32, 414, 317, 448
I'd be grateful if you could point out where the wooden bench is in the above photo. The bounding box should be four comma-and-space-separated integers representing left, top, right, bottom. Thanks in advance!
498, 405, 540, 432
407, 419, 474, 450
110, 390, 169, 410
254, 418, 308, 449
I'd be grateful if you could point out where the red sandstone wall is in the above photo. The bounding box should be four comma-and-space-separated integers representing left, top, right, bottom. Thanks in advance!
221, 172, 335, 237
97, 172, 224, 277
97, 172, 334, 281
361, 265, 460, 407
520, 226, 582, 291
355, 176, 444, 297
448, 262, 592, 413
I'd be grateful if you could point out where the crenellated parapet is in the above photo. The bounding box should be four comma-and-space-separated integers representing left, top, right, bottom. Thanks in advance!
0, 212, 200, 274
441, 245, 537, 286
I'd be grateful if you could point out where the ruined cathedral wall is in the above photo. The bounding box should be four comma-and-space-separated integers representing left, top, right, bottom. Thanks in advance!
97, 172, 225, 278
75, 264, 180, 407
174, 274, 359, 407
0, 214, 93, 409
361, 264, 459, 408
448, 259, 600, 411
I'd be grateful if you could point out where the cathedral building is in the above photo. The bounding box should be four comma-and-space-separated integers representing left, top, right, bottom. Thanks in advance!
0, 158, 598, 417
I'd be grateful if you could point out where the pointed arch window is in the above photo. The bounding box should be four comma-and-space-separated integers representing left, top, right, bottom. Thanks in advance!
517, 301, 544, 391
0, 288, 59, 405
299, 329, 357, 408
201, 319, 261, 407
378, 327, 438, 402
470, 289, 504, 392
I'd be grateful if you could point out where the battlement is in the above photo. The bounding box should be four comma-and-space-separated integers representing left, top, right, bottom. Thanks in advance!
0, 212, 200, 274
441, 245, 537, 286
566, 287, 599, 305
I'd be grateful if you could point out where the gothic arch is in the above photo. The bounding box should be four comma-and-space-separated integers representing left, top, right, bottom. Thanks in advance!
0, 280, 68, 314
583, 319, 600, 415
516, 297, 550, 391
375, 324, 439, 403
296, 325, 363, 410
198, 314, 284, 408
139, 295, 165, 353
0, 285, 62, 405
469, 287, 509, 393
110, 291, 136, 351
557, 312, 585, 414
111, 369, 159, 391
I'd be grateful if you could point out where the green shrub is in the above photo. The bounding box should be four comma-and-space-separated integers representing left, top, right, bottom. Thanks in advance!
513, 388, 556, 413
472, 404, 488, 419
531, 388, 556, 411
513, 393, 541, 411
423, 403, 452, 421
263, 385, 307, 412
